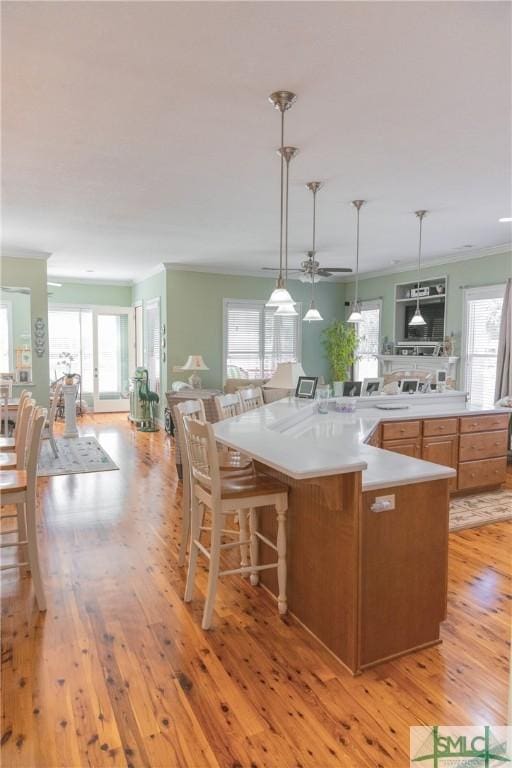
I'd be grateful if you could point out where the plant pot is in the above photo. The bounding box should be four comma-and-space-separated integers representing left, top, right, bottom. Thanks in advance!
65, 375, 74, 385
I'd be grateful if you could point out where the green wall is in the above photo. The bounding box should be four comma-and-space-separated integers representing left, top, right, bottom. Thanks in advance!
165, 269, 345, 389
49, 281, 132, 307
1, 256, 50, 404
343, 250, 512, 355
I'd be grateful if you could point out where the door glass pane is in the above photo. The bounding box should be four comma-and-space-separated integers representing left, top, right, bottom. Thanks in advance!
97, 314, 130, 401
48, 308, 93, 405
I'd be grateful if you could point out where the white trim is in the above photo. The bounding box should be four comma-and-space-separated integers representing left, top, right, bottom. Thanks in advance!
2, 248, 51, 260
0, 300, 13, 371
48, 276, 133, 287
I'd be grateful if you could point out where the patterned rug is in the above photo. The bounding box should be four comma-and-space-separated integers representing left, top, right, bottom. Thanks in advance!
38, 437, 119, 476
450, 488, 512, 531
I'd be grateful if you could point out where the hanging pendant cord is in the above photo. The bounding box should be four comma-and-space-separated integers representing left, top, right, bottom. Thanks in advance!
354, 204, 360, 307
278, 109, 285, 283
312, 188, 317, 253
284, 150, 290, 284
416, 213, 423, 314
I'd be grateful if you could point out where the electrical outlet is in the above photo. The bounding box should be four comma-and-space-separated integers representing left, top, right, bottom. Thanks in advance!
370, 494, 396, 513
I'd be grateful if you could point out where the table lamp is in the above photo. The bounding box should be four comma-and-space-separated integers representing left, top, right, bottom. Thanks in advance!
264, 362, 305, 392
181, 355, 209, 389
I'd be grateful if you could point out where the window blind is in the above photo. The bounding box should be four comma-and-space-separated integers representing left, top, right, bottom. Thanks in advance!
48, 308, 94, 392
224, 300, 301, 380
144, 299, 161, 393
464, 287, 504, 407
354, 301, 381, 380
0, 304, 11, 371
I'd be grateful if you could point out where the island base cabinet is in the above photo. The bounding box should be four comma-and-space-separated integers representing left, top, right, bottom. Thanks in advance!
422, 435, 458, 492
360, 480, 449, 669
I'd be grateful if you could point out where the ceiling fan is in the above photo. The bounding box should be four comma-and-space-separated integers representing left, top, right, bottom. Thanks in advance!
262, 251, 352, 282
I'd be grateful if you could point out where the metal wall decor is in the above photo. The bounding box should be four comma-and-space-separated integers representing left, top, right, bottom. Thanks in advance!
34, 317, 46, 357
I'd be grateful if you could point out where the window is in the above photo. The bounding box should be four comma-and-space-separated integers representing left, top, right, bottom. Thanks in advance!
144, 298, 161, 393
463, 284, 505, 407
0, 302, 12, 371
224, 299, 301, 380
135, 304, 144, 367
354, 300, 381, 380
48, 308, 94, 394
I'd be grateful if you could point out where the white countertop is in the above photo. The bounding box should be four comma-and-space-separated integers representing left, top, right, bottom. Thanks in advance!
213, 396, 511, 490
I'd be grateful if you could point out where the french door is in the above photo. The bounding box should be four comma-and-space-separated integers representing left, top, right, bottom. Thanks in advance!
92, 307, 134, 412
49, 305, 134, 413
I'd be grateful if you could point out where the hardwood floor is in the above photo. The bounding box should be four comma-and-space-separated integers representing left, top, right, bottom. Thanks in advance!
1, 415, 510, 768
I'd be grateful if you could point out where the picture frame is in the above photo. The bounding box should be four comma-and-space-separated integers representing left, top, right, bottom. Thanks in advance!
342, 381, 362, 397
399, 378, 419, 394
436, 370, 447, 384
16, 348, 32, 369
295, 376, 318, 399
361, 377, 383, 397
17, 369, 31, 384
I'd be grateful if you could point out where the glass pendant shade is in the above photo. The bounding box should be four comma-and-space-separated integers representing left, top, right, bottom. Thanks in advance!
408, 307, 427, 326
275, 302, 298, 316
347, 301, 363, 323
266, 285, 296, 307
303, 301, 323, 322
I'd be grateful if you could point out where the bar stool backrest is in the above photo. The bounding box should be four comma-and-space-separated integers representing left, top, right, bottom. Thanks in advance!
238, 386, 264, 412
13, 390, 32, 438
27, 407, 47, 494
183, 416, 220, 499
15, 398, 35, 468
214, 392, 242, 421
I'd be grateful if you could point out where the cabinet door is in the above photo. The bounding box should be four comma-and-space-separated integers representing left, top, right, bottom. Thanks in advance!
382, 438, 421, 458
422, 435, 458, 491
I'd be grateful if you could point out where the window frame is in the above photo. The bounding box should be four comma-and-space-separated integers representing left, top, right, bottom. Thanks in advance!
0, 300, 13, 373
354, 298, 382, 381
223, 298, 302, 382
461, 283, 505, 406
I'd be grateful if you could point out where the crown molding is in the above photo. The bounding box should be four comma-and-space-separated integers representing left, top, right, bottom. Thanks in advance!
337, 242, 512, 283
131, 263, 167, 285
162, 262, 303, 280
2, 246, 52, 261
47, 275, 133, 287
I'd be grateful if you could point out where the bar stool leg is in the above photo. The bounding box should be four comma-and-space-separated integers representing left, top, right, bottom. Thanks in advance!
178, 471, 191, 567
184, 497, 202, 603
202, 517, 222, 630
238, 508, 249, 577
276, 498, 287, 615
249, 507, 259, 586
25, 491, 46, 611
16, 502, 29, 577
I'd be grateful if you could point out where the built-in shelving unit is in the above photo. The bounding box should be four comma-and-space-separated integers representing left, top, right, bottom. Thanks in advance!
394, 275, 447, 344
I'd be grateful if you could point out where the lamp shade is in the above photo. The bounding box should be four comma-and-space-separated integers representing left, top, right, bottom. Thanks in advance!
181, 355, 209, 371
266, 287, 296, 307
275, 302, 298, 316
264, 362, 305, 389
408, 308, 427, 326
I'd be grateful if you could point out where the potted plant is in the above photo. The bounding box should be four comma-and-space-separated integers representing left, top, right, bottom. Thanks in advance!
322, 320, 357, 393
58, 352, 76, 385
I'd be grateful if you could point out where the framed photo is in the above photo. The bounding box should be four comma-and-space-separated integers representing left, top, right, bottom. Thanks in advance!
16, 348, 32, 369
17, 369, 31, 384
342, 381, 362, 397
399, 378, 419, 394
295, 376, 318, 399
436, 370, 447, 384
361, 377, 383, 397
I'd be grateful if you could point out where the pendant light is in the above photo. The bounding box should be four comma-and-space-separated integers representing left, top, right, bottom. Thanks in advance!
303, 182, 323, 322
347, 200, 365, 323
408, 210, 428, 326
266, 91, 297, 308
275, 145, 299, 316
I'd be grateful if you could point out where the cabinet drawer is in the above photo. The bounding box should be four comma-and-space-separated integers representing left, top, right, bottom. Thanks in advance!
459, 414, 510, 433
382, 438, 421, 458
382, 420, 421, 441
457, 457, 507, 490
423, 418, 458, 437
459, 430, 508, 462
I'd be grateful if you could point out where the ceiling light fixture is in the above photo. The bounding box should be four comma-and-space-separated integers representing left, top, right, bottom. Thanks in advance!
47, 281, 62, 287
303, 182, 323, 322
347, 200, 365, 323
266, 90, 297, 309
408, 210, 428, 327
499, 217, 512, 222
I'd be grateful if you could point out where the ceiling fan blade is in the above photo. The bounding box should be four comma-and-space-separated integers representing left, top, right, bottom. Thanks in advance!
261, 267, 303, 273
316, 270, 333, 277
321, 267, 353, 273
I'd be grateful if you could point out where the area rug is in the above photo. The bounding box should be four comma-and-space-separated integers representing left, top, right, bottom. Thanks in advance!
449, 488, 512, 532
38, 437, 119, 477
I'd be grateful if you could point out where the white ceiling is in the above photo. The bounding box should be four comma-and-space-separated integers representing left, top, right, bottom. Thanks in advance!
2, 1, 511, 282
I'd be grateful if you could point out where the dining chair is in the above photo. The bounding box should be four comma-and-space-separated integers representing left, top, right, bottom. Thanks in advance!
214, 392, 242, 421
0, 407, 47, 610
173, 399, 252, 567
238, 386, 264, 412
183, 416, 288, 630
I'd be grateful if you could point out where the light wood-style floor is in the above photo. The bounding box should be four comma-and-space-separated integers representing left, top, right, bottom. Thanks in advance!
1, 415, 510, 768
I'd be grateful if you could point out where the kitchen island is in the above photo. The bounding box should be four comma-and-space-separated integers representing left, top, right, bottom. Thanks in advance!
213, 395, 511, 673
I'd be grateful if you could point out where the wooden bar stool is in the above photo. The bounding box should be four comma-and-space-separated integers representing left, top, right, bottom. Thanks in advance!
174, 399, 252, 567
0, 398, 35, 471
0, 407, 47, 610
238, 386, 264, 412
0, 390, 32, 452
183, 416, 288, 630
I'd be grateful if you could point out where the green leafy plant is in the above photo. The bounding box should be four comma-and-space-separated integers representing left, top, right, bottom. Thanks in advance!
322, 320, 357, 382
